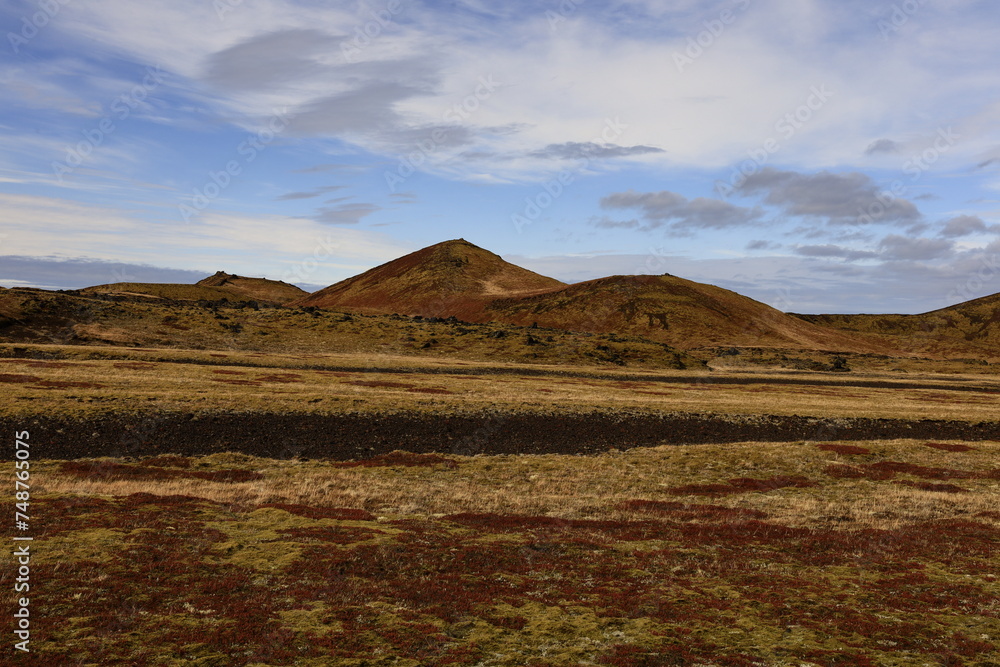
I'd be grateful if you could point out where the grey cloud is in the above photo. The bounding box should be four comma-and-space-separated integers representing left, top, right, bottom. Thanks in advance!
940, 215, 988, 237
530, 142, 664, 161
747, 240, 780, 251
592, 216, 640, 229
390, 124, 476, 150
865, 139, 899, 155
794, 235, 954, 263
0, 256, 208, 290
290, 82, 427, 136
203, 29, 340, 92
794, 245, 879, 261
599, 189, 763, 231
879, 235, 953, 261
312, 202, 381, 225
276, 185, 345, 201
736, 167, 921, 225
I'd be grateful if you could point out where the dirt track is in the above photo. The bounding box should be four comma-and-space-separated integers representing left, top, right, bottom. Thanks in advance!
4, 410, 999, 461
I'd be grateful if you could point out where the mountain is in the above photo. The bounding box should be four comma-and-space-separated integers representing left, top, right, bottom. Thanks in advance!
292, 239, 566, 318
297, 240, 890, 354
82, 272, 306, 306
793, 292, 1000, 361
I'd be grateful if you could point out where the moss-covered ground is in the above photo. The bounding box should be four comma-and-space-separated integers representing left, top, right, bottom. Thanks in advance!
4, 440, 999, 666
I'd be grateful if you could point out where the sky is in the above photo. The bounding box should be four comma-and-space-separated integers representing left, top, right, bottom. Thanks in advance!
2, 0, 1000, 313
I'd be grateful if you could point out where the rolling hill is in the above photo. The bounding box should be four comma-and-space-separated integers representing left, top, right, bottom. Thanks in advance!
484, 274, 891, 353
82, 271, 306, 306
794, 292, 1000, 361
297, 240, 891, 354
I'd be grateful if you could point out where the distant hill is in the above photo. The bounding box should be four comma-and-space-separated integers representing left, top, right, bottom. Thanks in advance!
195, 272, 307, 304
793, 292, 1000, 360
292, 239, 566, 318
83, 272, 306, 306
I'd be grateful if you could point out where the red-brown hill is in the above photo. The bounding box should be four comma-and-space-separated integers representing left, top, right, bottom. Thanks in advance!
296, 240, 892, 354
485, 273, 892, 353
794, 291, 1000, 361
291, 239, 566, 319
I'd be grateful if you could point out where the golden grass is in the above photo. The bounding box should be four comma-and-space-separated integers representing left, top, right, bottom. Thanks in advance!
26, 439, 1000, 532
2, 343, 999, 420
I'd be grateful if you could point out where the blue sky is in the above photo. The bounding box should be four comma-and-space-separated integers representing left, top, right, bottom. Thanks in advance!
2, 0, 1000, 313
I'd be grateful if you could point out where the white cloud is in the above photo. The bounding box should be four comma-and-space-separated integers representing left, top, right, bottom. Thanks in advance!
39, 0, 1000, 181
0, 193, 410, 283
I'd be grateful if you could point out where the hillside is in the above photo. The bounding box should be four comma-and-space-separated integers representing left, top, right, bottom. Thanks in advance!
291, 239, 566, 318
794, 292, 1000, 361
0, 287, 700, 369
485, 274, 892, 354
82, 271, 306, 305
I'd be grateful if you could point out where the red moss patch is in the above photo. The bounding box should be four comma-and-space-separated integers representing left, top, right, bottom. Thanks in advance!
407, 387, 454, 394
334, 451, 458, 469
212, 369, 246, 375
142, 455, 192, 468
197, 469, 264, 483
211, 378, 262, 386
728, 476, 815, 491
816, 443, 872, 455
258, 503, 375, 521
895, 480, 969, 493
924, 442, 977, 452
620, 499, 770, 521
34, 380, 105, 389
667, 476, 815, 496
256, 373, 303, 383
61, 460, 174, 481
825, 461, 978, 481
0, 373, 41, 383
0, 359, 81, 368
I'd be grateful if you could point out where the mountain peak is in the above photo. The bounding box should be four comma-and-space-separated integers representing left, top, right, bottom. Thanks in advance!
291, 239, 565, 317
